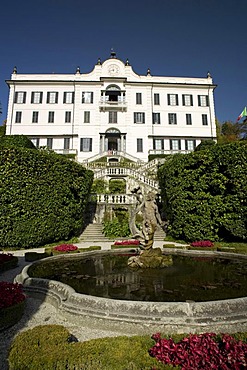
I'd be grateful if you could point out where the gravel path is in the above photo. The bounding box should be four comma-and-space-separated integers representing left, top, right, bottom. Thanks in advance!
0, 241, 183, 369
0, 243, 143, 369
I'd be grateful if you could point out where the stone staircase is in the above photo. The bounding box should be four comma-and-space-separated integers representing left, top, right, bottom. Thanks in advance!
79, 223, 113, 243
80, 223, 166, 244
154, 227, 166, 241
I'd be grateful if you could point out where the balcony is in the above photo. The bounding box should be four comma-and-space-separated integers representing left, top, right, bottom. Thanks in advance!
99, 98, 127, 112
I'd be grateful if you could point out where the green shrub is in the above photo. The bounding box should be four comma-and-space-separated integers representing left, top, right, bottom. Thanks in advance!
0, 135, 36, 149
0, 148, 93, 249
8, 325, 174, 370
109, 179, 126, 193
0, 255, 18, 271
194, 139, 216, 151
158, 142, 247, 242
0, 124, 6, 137
25, 252, 51, 262
111, 244, 139, 249
0, 300, 25, 331
103, 218, 130, 238
162, 244, 179, 248
44, 245, 101, 256
91, 179, 108, 194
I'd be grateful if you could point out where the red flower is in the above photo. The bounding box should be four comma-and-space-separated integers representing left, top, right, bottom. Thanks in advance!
0, 281, 26, 309
0, 253, 15, 265
190, 240, 214, 248
53, 244, 78, 252
114, 240, 140, 246
149, 332, 247, 369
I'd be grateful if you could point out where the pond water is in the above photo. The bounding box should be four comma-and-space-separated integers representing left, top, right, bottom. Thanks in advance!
29, 253, 247, 302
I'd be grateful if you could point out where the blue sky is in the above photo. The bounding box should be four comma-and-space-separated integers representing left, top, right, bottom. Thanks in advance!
0, 0, 246, 124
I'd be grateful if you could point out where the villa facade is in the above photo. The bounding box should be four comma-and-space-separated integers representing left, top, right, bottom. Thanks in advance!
5, 52, 217, 163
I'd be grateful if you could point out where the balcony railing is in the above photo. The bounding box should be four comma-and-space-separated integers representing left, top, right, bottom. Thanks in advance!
90, 193, 136, 205
148, 149, 192, 155
93, 167, 158, 190
99, 98, 127, 111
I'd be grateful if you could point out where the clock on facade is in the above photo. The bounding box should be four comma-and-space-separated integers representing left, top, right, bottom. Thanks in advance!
108, 64, 120, 76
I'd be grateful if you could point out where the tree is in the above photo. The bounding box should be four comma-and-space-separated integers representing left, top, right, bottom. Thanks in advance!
218, 121, 241, 143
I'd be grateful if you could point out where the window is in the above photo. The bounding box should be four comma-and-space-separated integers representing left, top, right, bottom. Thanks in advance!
80, 138, 92, 152
65, 111, 71, 123
31, 138, 40, 148
134, 112, 145, 124
15, 111, 22, 123
82, 92, 93, 104
137, 138, 143, 152
153, 139, 164, 150
48, 111, 55, 123
202, 114, 208, 125
185, 139, 196, 151
83, 111, 90, 123
109, 111, 117, 124
186, 114, 192, 125
14, 92, 26, 104
64, 138, 70, 150
31, 92, 43, 104
152, 113, 161, 124
170, 139, 181, 150
167, 94, 178, 106
32, 111, 39, 123
47, 138, 53, 149
154, 93, 160, 105
46, 92, 58, 104
168, 113, 177, 125
182, 94, 193, 106
136, 93, 142, 105
198, 95, 209, 107
63, 92, 74, 104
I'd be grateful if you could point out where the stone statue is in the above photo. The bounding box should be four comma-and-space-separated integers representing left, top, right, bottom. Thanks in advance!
129, 186, 164, 250
128, 186, 172, 269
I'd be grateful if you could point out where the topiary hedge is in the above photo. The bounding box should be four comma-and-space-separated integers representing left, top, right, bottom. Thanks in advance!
158, 142, 247, 242
0, 148, 93, 249
0, 135, 36, 149
8, 325, 175, 370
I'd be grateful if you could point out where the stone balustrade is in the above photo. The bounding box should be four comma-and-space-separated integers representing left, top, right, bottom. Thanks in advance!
90, 193, 136, 205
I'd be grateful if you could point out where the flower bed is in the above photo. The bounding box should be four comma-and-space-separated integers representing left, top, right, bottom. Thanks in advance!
190, 240, 214, 248
112, 239, 140, 249
52, 244, 79, 255
0, 253, 18, 272
114, 239, 140, 246
149, 332, 247, 369
0, 282, 26, 330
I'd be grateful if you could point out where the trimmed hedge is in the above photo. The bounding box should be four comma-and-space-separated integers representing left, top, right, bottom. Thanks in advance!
0, 300, 25, 331
0, 148, 93, 249
8, 325, 175, 370
0, 253, 18, 271
0, 135, 36, 149
158, 142, 247, 242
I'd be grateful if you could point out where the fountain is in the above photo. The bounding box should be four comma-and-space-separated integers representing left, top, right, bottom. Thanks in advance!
14, 188, 247, 334
15, 249, 247, 335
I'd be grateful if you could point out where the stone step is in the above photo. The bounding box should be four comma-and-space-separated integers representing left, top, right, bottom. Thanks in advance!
80, 223, 113, 242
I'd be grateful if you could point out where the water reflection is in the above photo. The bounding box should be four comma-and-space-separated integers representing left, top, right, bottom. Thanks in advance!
29, 254, 247, 302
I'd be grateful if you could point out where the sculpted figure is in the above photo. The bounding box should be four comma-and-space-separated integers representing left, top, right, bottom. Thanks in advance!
129, 187, 163, 250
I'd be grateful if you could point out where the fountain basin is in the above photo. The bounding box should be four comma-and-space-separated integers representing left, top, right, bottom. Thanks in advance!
15, 249, 247, 334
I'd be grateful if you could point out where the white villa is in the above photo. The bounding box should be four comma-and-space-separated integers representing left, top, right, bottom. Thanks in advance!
5, 51, 217, 164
